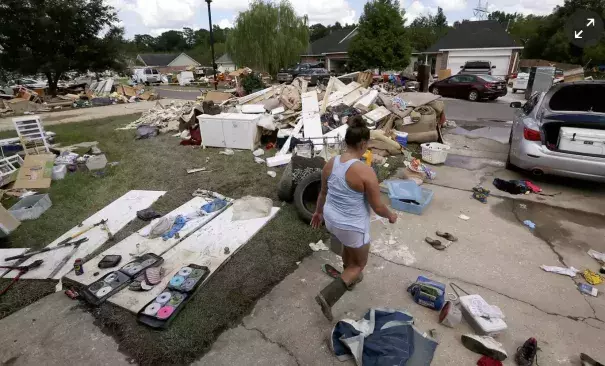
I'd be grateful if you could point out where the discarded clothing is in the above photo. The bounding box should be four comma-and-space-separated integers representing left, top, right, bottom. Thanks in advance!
200, 198, 228, 214
162, 215, 188, 240
523, 220, 536, 230
142, 217, 173, 239
492, 178, 530, 195
477, 356, 503, 366
135, 125, 159, 140
540, 265, 580, 277
331, 308, 438, 366
583, 269, 603, 285
137, 208, 161, 221
588, 249, 605, 263
523, 180, 542, 193
179, 126, 201, 146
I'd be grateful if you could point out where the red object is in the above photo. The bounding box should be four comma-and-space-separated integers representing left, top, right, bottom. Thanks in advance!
477, 356, 503, 366
523, 127, 541, 141
180, 126, 202, 146
265, 142, 275, 150
523, 180, 542, 193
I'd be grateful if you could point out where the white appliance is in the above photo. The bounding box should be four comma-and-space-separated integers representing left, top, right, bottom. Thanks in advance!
198, 113, 262, 150
459, 294, 508, 336
512, 72, 528, 91
558, 127, 605, 156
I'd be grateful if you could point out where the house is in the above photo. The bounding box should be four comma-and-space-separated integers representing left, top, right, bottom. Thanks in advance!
136, 53, 200, 73
424, 20, 523, 79
216, 54, 236, 73
301, 28, 420, 74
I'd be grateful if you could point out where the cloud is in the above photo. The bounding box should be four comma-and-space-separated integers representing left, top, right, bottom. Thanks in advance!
484, 0, 562, 16
218, 18, 234, 28
294, 0, 357, 25
210, 0, 250, 12
133, 0, 199, 28
402, 0, 438, 22
435, 0, 467, 11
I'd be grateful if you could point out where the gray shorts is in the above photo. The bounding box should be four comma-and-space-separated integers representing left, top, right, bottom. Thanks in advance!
325, 220, 370, 249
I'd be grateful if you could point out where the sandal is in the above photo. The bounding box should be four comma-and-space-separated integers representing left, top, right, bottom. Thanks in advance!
436, 231, 458, 242
425, 237, 447, 250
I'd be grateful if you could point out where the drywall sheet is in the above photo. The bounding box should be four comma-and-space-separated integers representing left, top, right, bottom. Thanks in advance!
0, 248, 29, 277
364, 106, 391, 122
302, 90, 322, 140
64, 196, 227, 286
109, 206, 280, 313
3, 190, 166, 280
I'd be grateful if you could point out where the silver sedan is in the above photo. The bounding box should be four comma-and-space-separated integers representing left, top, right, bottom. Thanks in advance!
507, 81, 605, 182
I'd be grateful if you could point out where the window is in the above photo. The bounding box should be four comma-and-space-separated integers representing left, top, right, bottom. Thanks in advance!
548, 84, 605, 113
152, 69, 159, 74
464, 61, 491, 69
144, 69, 152, 74
460, 75, 476, 82
522, 92, 540, 115
449, 76, 462, 83
478, 75, 501, 82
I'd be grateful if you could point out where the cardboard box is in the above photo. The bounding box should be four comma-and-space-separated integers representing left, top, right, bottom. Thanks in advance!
205, 91, 233, 104
13, 154, 55, 189
438, 69, 452, 80
0, 204, 21, 235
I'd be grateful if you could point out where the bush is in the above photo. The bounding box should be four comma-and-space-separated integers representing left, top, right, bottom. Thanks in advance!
242, 73, 264, 94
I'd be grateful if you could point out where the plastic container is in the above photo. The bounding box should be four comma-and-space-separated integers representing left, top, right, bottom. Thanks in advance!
52, 164, 67, 180
386, 179, 433, 215
9, 194, 52, 220
394, 131, 408, 147
459, 294, 508, 336
421, 142, 450, 164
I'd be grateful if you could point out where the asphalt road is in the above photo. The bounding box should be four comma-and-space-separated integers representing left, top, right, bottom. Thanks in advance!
154, 85, 521, 123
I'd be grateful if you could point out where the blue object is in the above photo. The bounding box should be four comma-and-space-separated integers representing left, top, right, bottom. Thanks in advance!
386, 179, 433, 215
331, 308, 438, 366
395, 131, 408, 147
407, 276, 446, 311
162, 215, 188, 240
523, 220, 536, 230
201, 198, 228, 214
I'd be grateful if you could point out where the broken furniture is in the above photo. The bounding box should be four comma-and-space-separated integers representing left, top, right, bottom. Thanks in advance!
13, 115, 51, 154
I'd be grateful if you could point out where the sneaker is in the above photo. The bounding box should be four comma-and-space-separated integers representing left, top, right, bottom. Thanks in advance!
461, 334, 508, 361
515, 337, 537, 366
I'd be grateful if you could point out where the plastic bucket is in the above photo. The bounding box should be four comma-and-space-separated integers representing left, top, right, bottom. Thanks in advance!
394, 131, 408, 147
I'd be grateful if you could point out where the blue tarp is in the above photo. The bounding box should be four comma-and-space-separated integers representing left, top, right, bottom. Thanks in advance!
331, 308, 438, 366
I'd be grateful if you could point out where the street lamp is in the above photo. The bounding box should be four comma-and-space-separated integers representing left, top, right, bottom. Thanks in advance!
205, 0, 218, 90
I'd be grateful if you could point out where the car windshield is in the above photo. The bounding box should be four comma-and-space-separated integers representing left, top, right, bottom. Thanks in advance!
314, 69, 327, 74
477, 75, 501, 82
549, 84, 605, 113
465, 61, 490, 69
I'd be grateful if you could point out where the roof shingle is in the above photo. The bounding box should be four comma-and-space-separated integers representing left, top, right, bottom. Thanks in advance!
138, 53, 179, 66
426, 20, 520, 52
306, 29, 356, 55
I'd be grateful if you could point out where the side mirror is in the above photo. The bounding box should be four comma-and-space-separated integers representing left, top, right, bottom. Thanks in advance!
492, 65, 496, 69
510, 102, 522, 108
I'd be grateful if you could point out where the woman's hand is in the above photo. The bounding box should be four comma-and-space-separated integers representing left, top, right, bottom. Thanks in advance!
310, 212, 323, 229
388, 212, 398, 224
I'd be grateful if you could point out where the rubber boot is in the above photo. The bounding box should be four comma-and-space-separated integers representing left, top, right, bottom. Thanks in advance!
315, 278, 348, 321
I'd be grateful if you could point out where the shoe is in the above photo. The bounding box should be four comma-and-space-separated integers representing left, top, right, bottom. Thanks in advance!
515, 337, 537, 366
315, 278, 348, 321
581, 353, 605, 366
461, 334, 508, 361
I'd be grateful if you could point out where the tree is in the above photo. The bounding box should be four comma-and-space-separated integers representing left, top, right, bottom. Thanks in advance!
349, 0, 412, 72
183, 27, 196, 48
0, 0, 123, 95
407, 7, 450, 52
310, 24, 329, 42
227, 0, 309, 74
155, 30, 187, 52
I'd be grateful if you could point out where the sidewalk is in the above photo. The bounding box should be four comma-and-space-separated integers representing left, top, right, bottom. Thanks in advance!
0, 99, 187, 132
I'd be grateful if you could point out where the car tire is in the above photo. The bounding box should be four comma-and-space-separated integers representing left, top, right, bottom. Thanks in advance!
293, 171, 322, 223
277, 162, 294, 202
512, 89, 517, 93
432, 87, 439, 95
468, 90, 479, 101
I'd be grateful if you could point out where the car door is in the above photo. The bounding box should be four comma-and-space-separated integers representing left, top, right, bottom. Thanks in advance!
445, 76, 463, 97
439, 76, 458, 97
459, 75, 476, 98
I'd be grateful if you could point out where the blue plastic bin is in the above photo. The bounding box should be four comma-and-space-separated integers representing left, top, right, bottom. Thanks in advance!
386, 179, 433, 215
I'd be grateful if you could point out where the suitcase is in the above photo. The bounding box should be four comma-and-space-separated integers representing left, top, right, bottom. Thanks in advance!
459, 294, 507, 336
558, 127, 605, 156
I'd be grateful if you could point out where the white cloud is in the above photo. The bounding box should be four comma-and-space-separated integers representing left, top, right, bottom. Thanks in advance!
131, 0, 199, 28
403, 1, 437, 23
294, 0, 356, 25
211, 0, 250, 12
483, 0, 562, 16
435, 0, 467, 11
218, 18, 234, 28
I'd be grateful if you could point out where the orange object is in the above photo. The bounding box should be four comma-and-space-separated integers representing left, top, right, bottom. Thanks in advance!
362, 150, 373, 166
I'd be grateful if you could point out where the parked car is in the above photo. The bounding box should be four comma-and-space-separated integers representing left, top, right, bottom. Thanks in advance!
507, 81, 605, 182
7, 78, 47, 89
459, 60, 496, 76
132, 68, 161, 85
512, 72, 529, 93
299, 68, 331, 86
276, 62, 324, 83
429, 74, 507, 101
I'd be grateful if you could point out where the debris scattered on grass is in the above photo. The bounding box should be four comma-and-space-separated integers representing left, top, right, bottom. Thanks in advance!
187, 168, 208, 174
254, 157, 265, 164
540, 265, 579, 277
253, 148, 265, 157
219, 149, 234, 156
309, 240, 329, 252
267, 171, 276, 178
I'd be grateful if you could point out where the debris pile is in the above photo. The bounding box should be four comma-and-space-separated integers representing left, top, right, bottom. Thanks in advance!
120, 101, 194, 132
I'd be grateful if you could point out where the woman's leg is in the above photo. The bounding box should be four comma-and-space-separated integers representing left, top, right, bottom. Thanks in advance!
340, 243, 370, 286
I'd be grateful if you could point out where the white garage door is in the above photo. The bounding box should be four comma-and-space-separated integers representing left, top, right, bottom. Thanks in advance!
446, 49, 513, 79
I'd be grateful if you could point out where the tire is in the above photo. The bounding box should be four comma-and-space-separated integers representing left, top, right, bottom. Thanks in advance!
512, 89, 517, 93
277, 162, 294, 202
293, 171, 322, 223
468, 90, 479, 101
432, 87, 439, 95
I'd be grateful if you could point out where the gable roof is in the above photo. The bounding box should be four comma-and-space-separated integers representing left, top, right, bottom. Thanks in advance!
426, 20, 521, 52
168, 52, 201, 66
137, 53, 179, 66
216, 54, 233, 64
305, 28, 357, 55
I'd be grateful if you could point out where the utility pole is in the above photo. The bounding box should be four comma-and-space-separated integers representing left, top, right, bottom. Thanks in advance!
206, 0, 218, 90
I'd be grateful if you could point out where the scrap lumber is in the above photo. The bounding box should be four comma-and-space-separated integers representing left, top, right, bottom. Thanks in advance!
364, 106, 391, 123
320, 77, 336, 114
302, 90, 322, 139
354, 90, 378, 112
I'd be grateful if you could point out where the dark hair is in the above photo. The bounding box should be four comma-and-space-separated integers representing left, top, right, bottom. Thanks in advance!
345, 115, 370, 148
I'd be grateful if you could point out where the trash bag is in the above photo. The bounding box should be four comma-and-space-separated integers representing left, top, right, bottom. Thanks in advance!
135, 125, 159, 140
232, 196, 273, 221
137, 208, 162, 221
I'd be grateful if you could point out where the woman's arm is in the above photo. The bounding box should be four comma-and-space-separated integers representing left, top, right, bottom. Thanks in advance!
311, 158, 334, 228
362, 166, 397, 222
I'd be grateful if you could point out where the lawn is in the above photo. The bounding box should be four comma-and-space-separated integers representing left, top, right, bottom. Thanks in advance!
0, 114, 327, 364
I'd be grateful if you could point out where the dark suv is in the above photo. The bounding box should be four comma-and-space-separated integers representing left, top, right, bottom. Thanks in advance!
459, 61, 496, 75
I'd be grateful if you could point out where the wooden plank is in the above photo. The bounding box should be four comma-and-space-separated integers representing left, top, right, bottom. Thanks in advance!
63, 196, 227, 286
301, 90, 322, 140
301, 90, 319, 114
3, 190, 166, 280
354, 90, 379, 112
321, 77, 336, 114
108, 207, 280, 313
333, 78, 346, 91
364, 106, 391, 122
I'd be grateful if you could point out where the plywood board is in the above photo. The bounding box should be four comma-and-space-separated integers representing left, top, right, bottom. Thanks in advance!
354, 90, 379, 112
398, 92, 440, 107
301, 90, 319, 114
109, 207, 280, 313
0, 248, 29, 277
3, 190, 166, 280
364, 106, 391, 122
64, 196, 227, 286
302, 90, 322, 140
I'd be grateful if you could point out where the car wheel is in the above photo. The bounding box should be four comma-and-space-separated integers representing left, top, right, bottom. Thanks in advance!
512, 89, 517, 93
468, 90, 479, 101
432, 87, 439, 95
293, 171, 322, 223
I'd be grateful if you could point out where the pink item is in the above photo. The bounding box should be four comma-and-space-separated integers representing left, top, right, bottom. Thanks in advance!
523, 180, 542, 193
477, 356, 503, 366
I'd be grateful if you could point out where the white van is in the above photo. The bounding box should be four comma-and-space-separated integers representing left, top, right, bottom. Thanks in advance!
132, 68, 161, 85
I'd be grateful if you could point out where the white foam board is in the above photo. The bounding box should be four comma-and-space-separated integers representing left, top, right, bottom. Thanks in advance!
3, 190, 166, 280
109, 206, 279, 313
64, 196, 226, 286
0, 248, 29, 277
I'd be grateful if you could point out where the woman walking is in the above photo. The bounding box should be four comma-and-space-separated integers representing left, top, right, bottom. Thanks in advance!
311, 116, 398, 321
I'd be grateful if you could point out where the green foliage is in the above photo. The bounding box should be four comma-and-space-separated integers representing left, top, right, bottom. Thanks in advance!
227, 0, 309, 74
407, 7, 450, 51
0, 0, 123, 94
349, 0, 412, 71
241, 73, 264, 94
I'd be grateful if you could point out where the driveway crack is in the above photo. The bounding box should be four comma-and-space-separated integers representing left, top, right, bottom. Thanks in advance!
243, 326, 301, 366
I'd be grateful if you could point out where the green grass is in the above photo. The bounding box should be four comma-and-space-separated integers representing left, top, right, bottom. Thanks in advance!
0, 114, 328, 364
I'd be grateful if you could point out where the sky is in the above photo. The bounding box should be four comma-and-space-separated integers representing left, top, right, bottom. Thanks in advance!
105, 0, 565, 38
